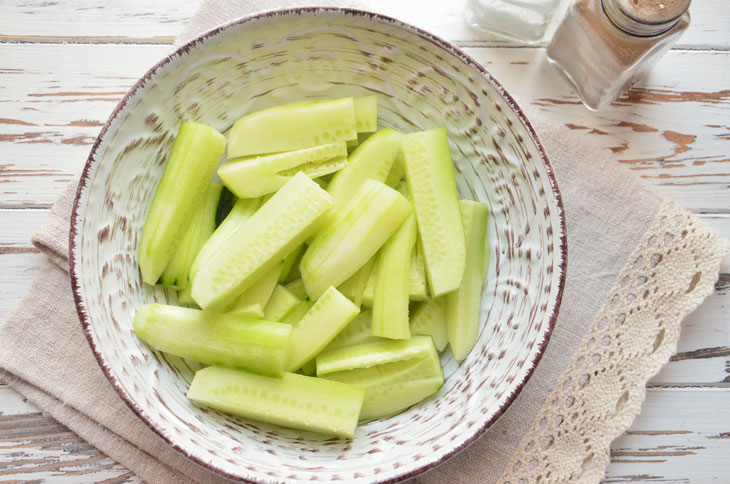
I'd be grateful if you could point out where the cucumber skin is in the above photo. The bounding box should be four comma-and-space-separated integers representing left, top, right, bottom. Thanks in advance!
215, 187, 236, 226
316, 335, 436, 376
191, 172, 332, 312
326, 128, 403, 210
402, 128, 466, 297
160, 182, 222, 289
133, 304, 291, 376
188, 367, 364, 439
139, 122, 226, 285
372, 212, 417, 340
286, 286, 360, 372
300, 179, 411, 300
227, 98, 357, 158
446, 200, 489, 362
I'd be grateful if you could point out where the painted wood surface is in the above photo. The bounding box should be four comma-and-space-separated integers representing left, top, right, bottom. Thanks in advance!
0, 0, 728, 482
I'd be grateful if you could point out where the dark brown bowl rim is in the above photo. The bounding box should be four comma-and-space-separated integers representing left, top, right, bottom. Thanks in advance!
69, 6, 567, 484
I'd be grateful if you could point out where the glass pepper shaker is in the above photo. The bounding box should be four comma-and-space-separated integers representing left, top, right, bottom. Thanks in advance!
546, 0, 691, 110
465, 0, 564, 44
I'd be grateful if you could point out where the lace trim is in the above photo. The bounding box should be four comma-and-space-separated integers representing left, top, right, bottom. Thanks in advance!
499, 198, 730, 484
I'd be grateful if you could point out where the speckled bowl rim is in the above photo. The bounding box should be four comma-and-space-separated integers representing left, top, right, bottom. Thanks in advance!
69, 7, 567, 483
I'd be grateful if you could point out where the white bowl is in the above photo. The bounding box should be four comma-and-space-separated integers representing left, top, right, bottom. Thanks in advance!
70, 7, 566, 483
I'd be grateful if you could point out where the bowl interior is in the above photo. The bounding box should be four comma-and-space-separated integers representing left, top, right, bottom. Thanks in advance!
71, 8, 565, 483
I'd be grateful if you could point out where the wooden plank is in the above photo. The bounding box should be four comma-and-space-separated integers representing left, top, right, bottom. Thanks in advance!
0, 385, 726, 483
606, 388, 730, 483
0, 209, 47, 251
0, 0, 727, 50
1, 44, 729, 211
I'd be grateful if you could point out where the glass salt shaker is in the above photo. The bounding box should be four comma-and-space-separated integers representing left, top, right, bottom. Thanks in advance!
465, 0, 564, 44
546, 0, 691, 111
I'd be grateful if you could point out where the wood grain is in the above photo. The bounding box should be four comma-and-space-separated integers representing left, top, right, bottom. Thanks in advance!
1, 45, 729, 211
0, 0, 728, 49
1, 0, 729, 481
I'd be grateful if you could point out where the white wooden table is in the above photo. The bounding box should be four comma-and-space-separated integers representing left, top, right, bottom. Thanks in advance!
1, 1, 729, 482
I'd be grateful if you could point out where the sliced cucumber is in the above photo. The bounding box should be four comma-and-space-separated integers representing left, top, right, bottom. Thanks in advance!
226, 264, 282, 317
286, 287, 360, 372
133, 304, 291, 376
177, 286, 197, 307
361, 261, 377, 308
188, 367, 364, 439
300, 179, 411, 299
227, 98, 357, 157
326, 128, 403, 210
301, 359, 316, 376
354, 95, 378, 133
281, 300, 314, 325
139, 122, 226, 285
279, 244, 304, 283
409, 244, 429, 300
215, 186, 236, 226
372, 212, 416, 340
263, 284, 301, 322
384, 150, 405, 189
337, 257, 375, 307
219, 142, 347, 198
402, 128, 465, 296
446, 200, 489, 361
191, 197, 262, 280
359, 376, 443, 421
160, 181, 222, 289
191, 172, 332, 311
284, 279, 308, 301
322, 310, 382, 353
410, 297, 448, 351
316, 335, 436, 376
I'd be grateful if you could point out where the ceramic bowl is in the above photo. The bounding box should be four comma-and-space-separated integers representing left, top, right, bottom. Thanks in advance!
70, 7, 566, 483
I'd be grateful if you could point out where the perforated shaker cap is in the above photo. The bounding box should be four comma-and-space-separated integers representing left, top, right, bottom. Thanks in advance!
603, 0, 691, 36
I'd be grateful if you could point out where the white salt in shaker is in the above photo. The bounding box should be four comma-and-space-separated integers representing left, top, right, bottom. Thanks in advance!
465, 0, 564, 44
546, 0, 691, 111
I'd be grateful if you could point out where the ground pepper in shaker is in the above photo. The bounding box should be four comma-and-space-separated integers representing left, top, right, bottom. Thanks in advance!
546, 0, 691, 111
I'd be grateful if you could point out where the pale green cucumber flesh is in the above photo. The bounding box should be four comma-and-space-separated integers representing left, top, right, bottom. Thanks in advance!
354, 95, 378, 132
263, 284, 302, 322
190, 197, 262, 280
361, 260, 377, 308
447, 200, 489, 361
226, 303, 264, 319
281, 300, 314, 325
403, 128, 465, 296
384, 150, 406, 189
300, 179, 411, 299
359, 376, 443, 421
225, 264, 282, 315
337, 257, 375, 307
278, 244, 304, 283
286, 286, 360, 372
176, 286, 197, 307
410, 297, 449, 351
316, 335, 436, 375
322, 310, 383, 353
139, 122, 226, 285
133, 304, 291, 376
322, 342, 442, 388
326, 128, 403, 209
409, 244, 429, 300
371, 212, 416, 340
188, 367, 364, 439
160, 181, 222, 288
191, 172, 332, 311
300, 359, 317, 376
227, 98, 357, 158
219, 142, 347, 198
284, 279, 308, 301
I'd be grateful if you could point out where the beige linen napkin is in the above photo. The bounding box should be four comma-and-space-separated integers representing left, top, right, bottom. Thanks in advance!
1, 2, 728, 483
